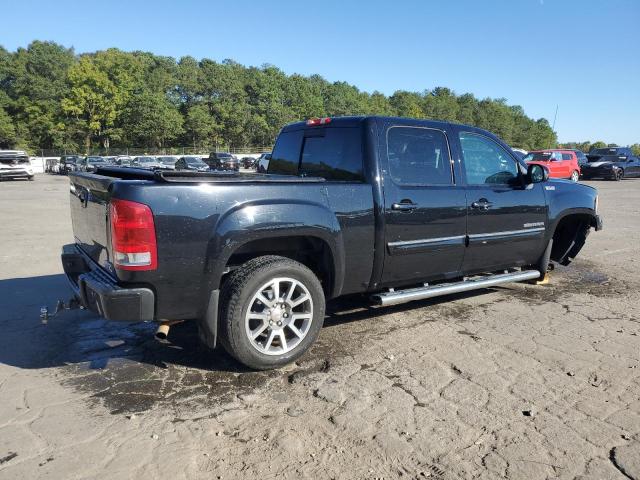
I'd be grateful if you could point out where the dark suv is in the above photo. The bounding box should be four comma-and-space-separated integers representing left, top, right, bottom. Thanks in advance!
206, 152, 239, 171
59, 155, 83, 175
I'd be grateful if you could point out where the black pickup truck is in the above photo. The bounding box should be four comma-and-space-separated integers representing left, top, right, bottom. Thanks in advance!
61, 116, 602, 369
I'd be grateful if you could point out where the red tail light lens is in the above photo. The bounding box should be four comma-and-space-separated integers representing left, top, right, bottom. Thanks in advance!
109, 199, 158, 270
306, 117, 332, 126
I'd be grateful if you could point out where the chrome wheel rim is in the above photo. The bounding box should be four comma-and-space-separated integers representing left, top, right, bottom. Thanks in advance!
571, 171, 579, 182
244, 277, 313, 356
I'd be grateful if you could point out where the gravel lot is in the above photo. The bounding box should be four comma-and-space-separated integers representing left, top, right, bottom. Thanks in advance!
0, 174, 638, 480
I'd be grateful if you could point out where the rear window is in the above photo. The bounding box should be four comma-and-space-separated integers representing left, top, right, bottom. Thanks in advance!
592, 148, 627, 156
268, 127, 364, 181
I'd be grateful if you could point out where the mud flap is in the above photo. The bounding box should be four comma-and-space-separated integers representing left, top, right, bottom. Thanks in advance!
197, 289, 219, 350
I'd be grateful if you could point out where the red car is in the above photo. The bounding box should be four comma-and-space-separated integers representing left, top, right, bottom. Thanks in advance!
523, 149, 581, 182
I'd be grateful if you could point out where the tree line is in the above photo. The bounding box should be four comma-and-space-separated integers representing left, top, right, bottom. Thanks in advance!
0, 41, 626, 155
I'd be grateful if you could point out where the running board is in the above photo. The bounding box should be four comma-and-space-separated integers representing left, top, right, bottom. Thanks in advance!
371, 269, 541, 307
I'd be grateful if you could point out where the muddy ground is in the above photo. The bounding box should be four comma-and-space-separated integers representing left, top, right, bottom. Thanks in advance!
0, 175, 638, 479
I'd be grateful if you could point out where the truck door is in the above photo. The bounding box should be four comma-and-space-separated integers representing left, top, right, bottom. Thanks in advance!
452, 128, 548, 273
380, 123, 467, 286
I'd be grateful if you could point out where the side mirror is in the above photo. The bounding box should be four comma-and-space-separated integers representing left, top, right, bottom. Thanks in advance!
527, 163, 549, 184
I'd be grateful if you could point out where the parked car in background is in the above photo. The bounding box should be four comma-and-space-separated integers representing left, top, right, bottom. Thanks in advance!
511, 148, 528, 160
62, 116, 602, 370
175, 156, 210, 171
78, 156, 109, 173
114, 156, 134, 167
206, 152, 239, 171
241, 156, 257, 169
571, 149, 589, 167
156, 156, 178, 170
256, 153, 271, 173
45, 158, 60, 174
132, 156, 162, 169
523, 149, 581, 182
59, 155, 83, 175
581, 147, 640, 181
0, 150, 34, 180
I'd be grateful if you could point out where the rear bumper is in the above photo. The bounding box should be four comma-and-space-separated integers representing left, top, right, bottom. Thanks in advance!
61, 244, 155, 321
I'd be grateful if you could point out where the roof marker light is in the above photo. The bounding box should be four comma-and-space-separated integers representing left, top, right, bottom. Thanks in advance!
306, 117, 332, 126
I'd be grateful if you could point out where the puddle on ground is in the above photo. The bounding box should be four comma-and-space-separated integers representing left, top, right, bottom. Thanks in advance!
59, 259, 624, 415
508, 259, 631, 307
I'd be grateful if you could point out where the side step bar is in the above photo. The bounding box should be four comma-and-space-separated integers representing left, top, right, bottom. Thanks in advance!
371, 269, 541, 307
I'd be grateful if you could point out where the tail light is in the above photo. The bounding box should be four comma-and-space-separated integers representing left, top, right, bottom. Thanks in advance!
306, 117, 332, 126
110, 199, 158, 270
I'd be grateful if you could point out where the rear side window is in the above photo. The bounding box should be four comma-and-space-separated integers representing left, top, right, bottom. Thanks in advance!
300, 128, 363, 181
562, 153, 572, 160
387, 127, 453, 185
268, 130, 303, 175
269, 127, 364, 181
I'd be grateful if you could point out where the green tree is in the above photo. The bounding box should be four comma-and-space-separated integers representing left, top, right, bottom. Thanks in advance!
389, 91, 424, 118
121, 91, 183, 149
184, 104, 217, 148
0, 106, 16, 147
61, 56, 120, 152
4, 41, 74, 149
0, 42, 569, 153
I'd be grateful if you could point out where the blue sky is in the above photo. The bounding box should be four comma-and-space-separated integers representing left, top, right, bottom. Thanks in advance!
2, 0, 639, 144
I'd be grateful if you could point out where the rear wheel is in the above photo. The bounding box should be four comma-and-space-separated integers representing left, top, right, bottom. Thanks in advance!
570, 170, 579, 182
218, 256, 325, 370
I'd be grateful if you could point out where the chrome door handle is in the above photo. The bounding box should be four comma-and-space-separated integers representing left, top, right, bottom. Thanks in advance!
392, 202, 418, 211
471, 200, 493, 210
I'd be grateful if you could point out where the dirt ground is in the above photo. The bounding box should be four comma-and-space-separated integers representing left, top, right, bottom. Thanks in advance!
0, 174, 638, 480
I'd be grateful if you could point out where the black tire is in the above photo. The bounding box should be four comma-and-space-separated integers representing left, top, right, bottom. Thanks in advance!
614, 169, 624, 181
218, 255, 325, 370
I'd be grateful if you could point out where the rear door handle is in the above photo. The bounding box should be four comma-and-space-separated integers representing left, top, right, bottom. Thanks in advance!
471, 199, 493, 210
392, 201, 418, 211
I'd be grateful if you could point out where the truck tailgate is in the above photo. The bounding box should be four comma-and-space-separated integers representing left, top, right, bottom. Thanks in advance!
68, 173, 114, 269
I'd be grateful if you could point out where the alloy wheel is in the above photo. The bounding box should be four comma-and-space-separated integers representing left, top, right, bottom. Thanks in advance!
244, 277, 314, 356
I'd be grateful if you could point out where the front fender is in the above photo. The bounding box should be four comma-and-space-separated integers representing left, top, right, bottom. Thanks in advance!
205, 199, 345, 295
545, 181, 599, 235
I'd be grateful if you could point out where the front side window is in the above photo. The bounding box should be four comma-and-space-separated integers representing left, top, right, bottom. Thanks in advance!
387, 127, 453, 185
459, 132, 519, 185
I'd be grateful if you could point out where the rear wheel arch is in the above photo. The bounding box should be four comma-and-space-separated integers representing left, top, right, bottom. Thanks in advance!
219, 234, 342, 299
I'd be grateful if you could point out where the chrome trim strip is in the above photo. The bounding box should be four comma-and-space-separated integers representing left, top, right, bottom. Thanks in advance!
468, 227, 545, 239
388, 235, 466, 247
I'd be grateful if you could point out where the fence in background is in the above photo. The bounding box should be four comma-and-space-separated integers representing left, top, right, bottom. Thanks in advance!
33, 146, 273, 157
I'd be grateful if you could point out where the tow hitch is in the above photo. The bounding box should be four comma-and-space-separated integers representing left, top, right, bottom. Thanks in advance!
40, 297, 83, 324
